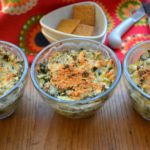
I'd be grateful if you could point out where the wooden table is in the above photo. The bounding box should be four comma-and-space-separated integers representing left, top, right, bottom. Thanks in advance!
0, 72, 150, 150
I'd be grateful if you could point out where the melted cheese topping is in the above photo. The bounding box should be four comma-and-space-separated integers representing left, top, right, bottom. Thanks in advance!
0, 45, 23, 96
37, 49, 116, 100
129, 50, 150, 95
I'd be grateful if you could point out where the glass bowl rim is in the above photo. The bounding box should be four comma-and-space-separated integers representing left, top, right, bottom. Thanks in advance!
30, 38, 122, 105
123, 40, 150, 100
0, 40, 28, 99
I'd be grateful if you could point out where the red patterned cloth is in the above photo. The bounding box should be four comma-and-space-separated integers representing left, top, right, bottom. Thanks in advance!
0, 0, 149, 64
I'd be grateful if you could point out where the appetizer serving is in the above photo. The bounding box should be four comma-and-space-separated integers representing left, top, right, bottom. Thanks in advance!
0, 41, 28, 119
124, 41, 150, 121
0, 45, 23, 96
37, 48, 115, 100
31, 39, 121, 118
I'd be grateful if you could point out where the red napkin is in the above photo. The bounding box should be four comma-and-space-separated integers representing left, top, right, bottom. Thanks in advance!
0, 0, 149, 64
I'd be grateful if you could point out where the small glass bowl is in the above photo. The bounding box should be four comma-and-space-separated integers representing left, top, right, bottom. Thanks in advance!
123, 41, 150, 121
0, 41, 28, 119
31, 38, 122, 119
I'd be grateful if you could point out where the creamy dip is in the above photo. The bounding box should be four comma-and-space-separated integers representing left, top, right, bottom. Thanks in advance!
0, 45, 23, 96
129, 50, 150, 95
37, 48, 116, 100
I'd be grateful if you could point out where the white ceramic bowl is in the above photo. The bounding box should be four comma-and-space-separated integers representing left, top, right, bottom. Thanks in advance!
40, 2, 107, 42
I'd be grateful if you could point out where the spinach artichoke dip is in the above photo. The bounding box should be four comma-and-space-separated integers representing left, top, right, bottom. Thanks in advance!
37, 48, 116, 100
129, 50, 150, 95
0, 45, 23, 96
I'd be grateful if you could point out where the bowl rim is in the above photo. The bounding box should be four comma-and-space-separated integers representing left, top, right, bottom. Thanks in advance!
0, 40, 28, 99
30, 38, 122, 104
40, 1, 107, 39
123, 40, 150, 100
41, 28, 58, 42
41, 27, 107, 44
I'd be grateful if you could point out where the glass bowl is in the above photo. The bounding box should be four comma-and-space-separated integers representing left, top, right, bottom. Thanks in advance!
31, 38, 122, 119
123, 41, 150, 121
0, 41, 28, 119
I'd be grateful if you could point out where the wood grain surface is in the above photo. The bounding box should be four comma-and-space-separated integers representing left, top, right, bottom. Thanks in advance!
0, 71, 150, 150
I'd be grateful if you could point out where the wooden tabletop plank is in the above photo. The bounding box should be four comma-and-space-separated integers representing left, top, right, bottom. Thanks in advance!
0, 72, 150, 150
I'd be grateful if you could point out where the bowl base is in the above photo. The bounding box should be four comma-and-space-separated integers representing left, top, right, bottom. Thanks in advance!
141, 116, 150, 121
0, 110, 15, 120
55, 109, 97, 119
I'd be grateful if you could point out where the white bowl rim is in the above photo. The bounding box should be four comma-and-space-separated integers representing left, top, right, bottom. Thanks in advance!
41, 28, 58, 42
40, 1, 107, 39
41, 27, 107, 44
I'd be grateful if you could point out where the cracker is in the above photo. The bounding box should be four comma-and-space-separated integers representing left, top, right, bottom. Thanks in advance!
56, 19, 80, 34
73, 24, 94, 36
73, 5, 95, 26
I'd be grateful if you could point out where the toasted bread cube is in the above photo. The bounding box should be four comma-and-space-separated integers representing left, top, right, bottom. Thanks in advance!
73, 5, 95, 26
56, 19, 80, 34
73, 24, 94, 36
